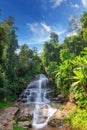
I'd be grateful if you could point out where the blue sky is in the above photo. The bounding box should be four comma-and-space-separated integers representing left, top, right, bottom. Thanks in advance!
0, 0, 87, 51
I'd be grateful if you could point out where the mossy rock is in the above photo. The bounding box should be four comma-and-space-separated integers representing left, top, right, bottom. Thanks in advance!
48, 119, 62, 127
18, 116, 32, 121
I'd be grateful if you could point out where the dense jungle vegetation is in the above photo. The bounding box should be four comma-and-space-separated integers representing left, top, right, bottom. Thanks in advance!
0, 11, 87, 130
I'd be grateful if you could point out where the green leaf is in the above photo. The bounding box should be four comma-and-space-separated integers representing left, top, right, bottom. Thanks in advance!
73, 70, 84, 79
71, 81, 80, 87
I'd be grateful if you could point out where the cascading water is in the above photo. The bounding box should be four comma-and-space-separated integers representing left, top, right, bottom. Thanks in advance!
32, 74, 56, 129
18, 74, 57, 129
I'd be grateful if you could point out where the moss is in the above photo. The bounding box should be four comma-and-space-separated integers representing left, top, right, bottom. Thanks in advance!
18, 116, 32, 121
13, 124, 25, 130
13, 114, 32, 129
48, 119, 62, 127
58, 104, 65, 110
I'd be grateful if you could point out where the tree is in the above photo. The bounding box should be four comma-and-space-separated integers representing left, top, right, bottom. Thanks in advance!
19, 44, 33, 67
80, 12, 87, 41
0, 16, 19, 100
4, 16, 15, 27
55, 49, 74, 96
63, 35, 87, 55
42, 33, 61, 68
7, 29, 18, 82
68, 15, 81, 35
0, 26, 6, 63
50, 32, 58, 44
81, 12, 87, 28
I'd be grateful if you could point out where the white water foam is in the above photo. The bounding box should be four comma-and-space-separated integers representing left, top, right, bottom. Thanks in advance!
33, 104, 57, 129
32, 74, 57, 129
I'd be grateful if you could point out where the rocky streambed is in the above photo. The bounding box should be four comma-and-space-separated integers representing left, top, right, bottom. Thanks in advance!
0, 101, 74, 130
0, 74, 74, 130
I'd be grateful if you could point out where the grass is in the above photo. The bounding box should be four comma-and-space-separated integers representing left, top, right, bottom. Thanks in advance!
0, 100, 12, 109
13, 124, 26, 130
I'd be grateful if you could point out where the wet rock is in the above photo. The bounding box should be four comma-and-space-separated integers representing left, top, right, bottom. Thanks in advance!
25, 91, 30, 95
18, 121, 32, 128
48, 102, 75, 128
48, 109, 68, 128
48, 119, 62, 127
22, 94, 27, 98
21, 98, 27, 103
0, 107, 19, 130
17, 104, 34, 120
36, 117, 46, 124
17, 98, 21, 102
29, 123, 32, 128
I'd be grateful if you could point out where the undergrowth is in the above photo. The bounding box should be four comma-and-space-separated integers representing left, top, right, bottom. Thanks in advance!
64, 106, 87, 130
0, 101, 12, 109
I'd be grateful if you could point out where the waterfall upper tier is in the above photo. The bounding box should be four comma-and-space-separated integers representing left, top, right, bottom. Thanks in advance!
18, 74, 51, 104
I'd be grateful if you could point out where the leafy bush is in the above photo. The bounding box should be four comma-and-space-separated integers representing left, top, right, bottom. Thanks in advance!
64, 107, 87, 130
0, 71, 9, 100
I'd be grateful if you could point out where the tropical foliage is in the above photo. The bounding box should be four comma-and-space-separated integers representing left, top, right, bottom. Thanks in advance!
0, 10, 87, 130
41, 12, 87, 130
0, 16, 44, 101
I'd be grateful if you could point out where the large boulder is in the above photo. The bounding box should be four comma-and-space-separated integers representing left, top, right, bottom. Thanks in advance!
0, 107, 19, 130
17, 104, 34, 119
48, 102, 75, 128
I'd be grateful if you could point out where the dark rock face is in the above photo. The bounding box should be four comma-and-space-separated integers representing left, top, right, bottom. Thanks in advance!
52, 94, 68, 104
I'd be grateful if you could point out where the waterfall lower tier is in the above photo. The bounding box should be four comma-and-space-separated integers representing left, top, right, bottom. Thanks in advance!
33, 104, 56, 129
18, 74, 57, 129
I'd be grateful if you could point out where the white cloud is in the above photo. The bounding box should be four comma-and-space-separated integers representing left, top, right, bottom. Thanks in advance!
15, 49, 21, 55
67, 32, 77, 37
69, 2, 79, 9
29, 35, 50, 44
41, 22, 51, 32
71, 3, 79, 9
27, 22, 51, 34
49, 0, 67, 8
51, 24, 66, 35
81, 0, 87, 7
26, 22, 66, 46
27, 22, 66, 38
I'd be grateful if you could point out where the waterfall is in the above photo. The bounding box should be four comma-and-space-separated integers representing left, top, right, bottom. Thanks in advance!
18, 74, 57, 129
